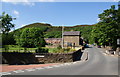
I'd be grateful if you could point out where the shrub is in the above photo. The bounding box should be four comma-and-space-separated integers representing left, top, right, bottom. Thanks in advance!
57, 45, 62, 50
35, 47, 48, 53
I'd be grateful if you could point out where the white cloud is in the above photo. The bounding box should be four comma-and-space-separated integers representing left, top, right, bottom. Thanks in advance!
2, 0, 35, 6
23, 2, 35, 6
1, 0, 55, 2
1, 0, 119, 3
1, 0, 55, 3
13, 10, 19, 18
113, 0, 119, 2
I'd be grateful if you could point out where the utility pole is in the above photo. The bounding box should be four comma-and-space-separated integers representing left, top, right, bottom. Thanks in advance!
62, 25, 64, 49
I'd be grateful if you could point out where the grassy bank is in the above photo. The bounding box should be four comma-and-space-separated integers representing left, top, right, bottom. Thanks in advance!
1, 45, 76, 53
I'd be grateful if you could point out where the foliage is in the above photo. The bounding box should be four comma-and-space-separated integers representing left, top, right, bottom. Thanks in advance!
0, 12, 16, 46
91, 5, 120, 50
57, 45, 62, 50
35, 47, 48, 53
14, 27, 46, 48
0, 12, 15, 34
44, 31, 62, 38
1, 45, 37, 53
48, 47, 74, 53
2, 32, 16, 45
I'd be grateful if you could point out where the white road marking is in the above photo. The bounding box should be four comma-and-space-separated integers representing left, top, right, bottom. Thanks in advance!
44, 66, 53, 69
13, 70, 24, 73
35, 67, 44, 70
59, 64, 64, 66
25, 69, 36, 72
64, 63, 70, 65
53, 65, 60, 67
72, 62, 77, 64
0, 72, 11, 75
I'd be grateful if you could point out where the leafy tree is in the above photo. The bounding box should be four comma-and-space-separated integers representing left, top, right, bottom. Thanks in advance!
91, 5, 120, 50
0, 12, 16, 50
0, 12, 15, 34
2, 32, 16, 45
44, 31, 62, 38
15, 27, 46, 48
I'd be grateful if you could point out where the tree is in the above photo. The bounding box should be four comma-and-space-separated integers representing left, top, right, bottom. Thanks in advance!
15, 27, 46, 48
44, 31, 62, 38
2, 32, 16, 45
0, 12, 15, 34
0, 12, 16, 51
91, 5, 120, 50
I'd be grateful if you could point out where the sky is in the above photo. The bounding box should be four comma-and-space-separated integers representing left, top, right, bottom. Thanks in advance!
1, 0, 119, 29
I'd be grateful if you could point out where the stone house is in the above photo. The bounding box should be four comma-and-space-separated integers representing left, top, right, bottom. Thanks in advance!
44, 31, 83, 48
63, 31, 83, 47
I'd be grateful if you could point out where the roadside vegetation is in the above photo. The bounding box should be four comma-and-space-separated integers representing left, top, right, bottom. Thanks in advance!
91, 5, 120, 50
47, 47, 76, 53
1, 45, 75, 53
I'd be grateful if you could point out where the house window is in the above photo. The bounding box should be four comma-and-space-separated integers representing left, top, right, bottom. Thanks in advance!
67, 42, 72, 47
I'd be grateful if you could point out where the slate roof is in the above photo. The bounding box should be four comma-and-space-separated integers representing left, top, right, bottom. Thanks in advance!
63, 31, 80, 36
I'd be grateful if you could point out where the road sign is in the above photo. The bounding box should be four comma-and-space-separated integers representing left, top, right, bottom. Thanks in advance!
117, 38, 120, 45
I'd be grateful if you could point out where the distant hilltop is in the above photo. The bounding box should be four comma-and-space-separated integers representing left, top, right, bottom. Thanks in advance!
19, 22, 95, 30
14, 22, 95, 39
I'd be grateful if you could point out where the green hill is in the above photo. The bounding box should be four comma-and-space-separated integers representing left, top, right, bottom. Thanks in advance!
15, 22, 95, 43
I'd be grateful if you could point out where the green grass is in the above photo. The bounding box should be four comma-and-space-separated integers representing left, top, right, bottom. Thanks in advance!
44, 47, 76, 53
48, 48, 58, 53
1, 45, 37, 53
1, 45, 76, 53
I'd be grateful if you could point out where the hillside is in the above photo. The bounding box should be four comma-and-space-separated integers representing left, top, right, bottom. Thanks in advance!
17, 23, 94, 32
20, 23, 52, 29
15, 23, 95, 43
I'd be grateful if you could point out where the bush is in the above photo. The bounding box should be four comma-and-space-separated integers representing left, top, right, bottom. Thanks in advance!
57, 45, 62, 50
35, 47, 48, 53
63, 48, 70, 51
15, 28, 46, 48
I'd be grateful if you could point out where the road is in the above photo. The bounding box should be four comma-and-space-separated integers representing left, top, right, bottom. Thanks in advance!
8, 46, 118, 75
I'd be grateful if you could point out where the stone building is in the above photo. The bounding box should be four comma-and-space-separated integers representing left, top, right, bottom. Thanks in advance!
44, 38, 62, 48
63, 31, 83, 47
44, 31, 83, 48
44, 38, 62, 45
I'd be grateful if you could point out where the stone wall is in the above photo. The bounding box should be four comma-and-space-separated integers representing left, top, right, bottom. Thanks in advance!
1, 49, 83, 65
35, 49, 82, 63
1, 52, 40, 65
101, 46, 120, 56
35, 53, 73, 63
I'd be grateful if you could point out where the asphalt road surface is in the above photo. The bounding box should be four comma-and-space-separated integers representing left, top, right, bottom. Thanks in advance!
9, 46, 118, 75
